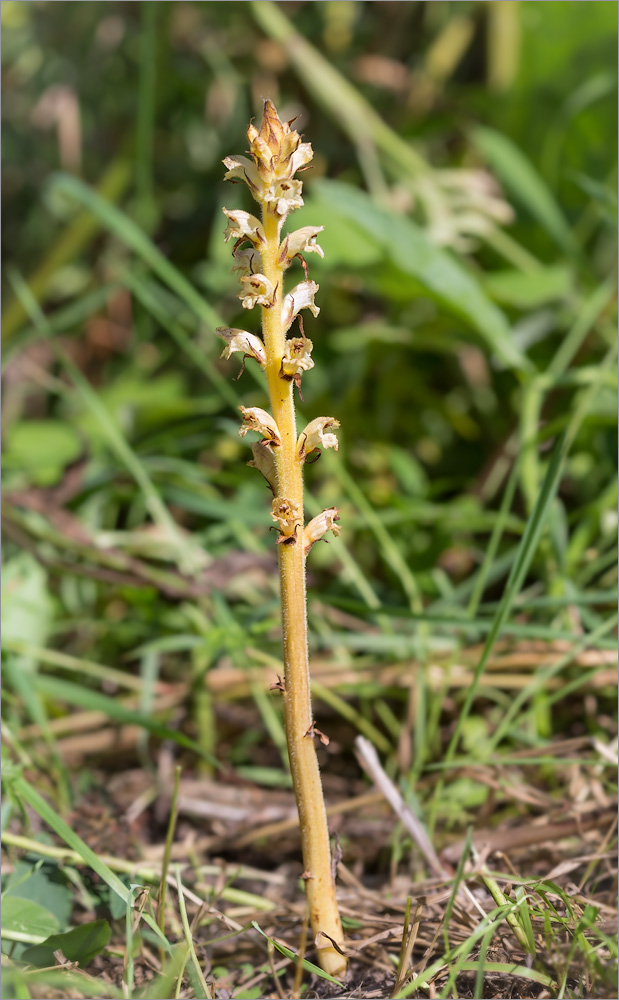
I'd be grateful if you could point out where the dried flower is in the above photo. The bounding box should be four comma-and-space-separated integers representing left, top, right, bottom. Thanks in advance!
271, 496, 302, 538
216, 328, 266, 368
238, 273, 276, 310
231, 246, 261, 277
282, 280, 320, 333
223, 208, 265, 247
303, 507, 341, 556
238, 406, 281, 445
298, 417, 340, 460
280, 336, 314, 379
279, 226, 325, 267
247, 441, 277, 493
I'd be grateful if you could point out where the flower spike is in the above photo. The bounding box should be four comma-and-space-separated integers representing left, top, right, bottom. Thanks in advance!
220, 100, 346, 978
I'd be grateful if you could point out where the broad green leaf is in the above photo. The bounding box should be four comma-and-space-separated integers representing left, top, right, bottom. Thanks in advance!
21, 920, 111, 968
289, 199, 382, 267
3, 861, 72, 931
1, 555, 54, 649
1, 897, 59, 944
314, 179, 528, 371
3, 420, 82, 486
484, 266, 572, 308
473, 126, 576, 253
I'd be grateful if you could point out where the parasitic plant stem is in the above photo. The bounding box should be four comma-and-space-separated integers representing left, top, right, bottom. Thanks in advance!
217, 100, 346, 977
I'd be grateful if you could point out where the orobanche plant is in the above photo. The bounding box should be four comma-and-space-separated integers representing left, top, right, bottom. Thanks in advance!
216, 100, 346, 977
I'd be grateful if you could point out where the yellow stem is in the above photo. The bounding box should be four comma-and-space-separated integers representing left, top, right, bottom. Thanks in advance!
260, 208, 346, 978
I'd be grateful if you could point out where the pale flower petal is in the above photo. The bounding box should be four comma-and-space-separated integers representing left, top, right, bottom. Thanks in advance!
223, 208, 265, 247
231, 246, 262, 277
238, 273, 276, 310
303, 507, 341, 556
223, 155, 262, 198
238, 406, 281, 445
247, 441, 278, 493
297, 416, 340, 460
282, 280, 320, 333
264, 178, 304, 216
280, 336, 314, 378
279, 227, 324, 267
216, 328, 266, 368
289, 143, 313, 175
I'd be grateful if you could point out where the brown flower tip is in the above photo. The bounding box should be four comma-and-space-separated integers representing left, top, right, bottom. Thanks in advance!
259, 98, 286, 153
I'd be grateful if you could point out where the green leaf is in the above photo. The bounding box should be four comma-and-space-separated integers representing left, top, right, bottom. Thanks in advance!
1, 555, 54, 649
5, 775, 131, 909
3, 420, 82, 486
484, 266, 573, 308
291, 199, 382, 267
314, 179, 529, 371
20, 920, 111, 968
472, 126, 576, 253
3, 861, 72, 932
1, 897, 59, 944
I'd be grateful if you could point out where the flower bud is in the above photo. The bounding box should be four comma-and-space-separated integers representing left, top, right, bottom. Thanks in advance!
247, 99, 313, 183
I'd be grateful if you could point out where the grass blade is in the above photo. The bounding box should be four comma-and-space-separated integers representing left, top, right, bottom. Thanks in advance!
473, 126, 577, 254
49, 173, 220, 329
440, 430, 568, 775
7, 774, 131, 906
315, 179, 530, 371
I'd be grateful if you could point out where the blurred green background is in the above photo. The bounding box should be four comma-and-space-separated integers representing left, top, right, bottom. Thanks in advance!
2, 0, 617, 761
